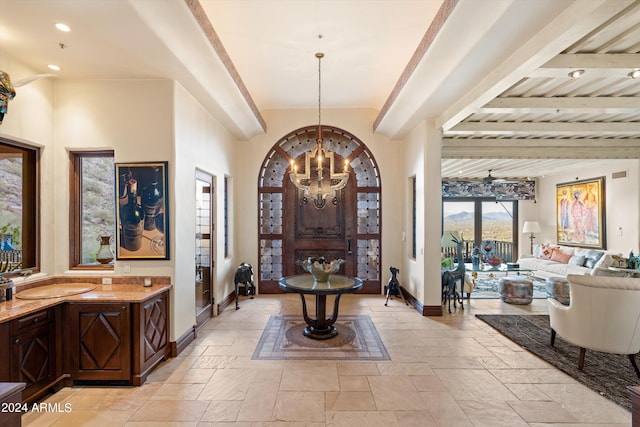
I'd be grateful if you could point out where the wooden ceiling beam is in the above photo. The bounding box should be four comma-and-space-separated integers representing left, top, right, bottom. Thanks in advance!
530, 53, 640, 78
442, 138, 640, 159
447, 121, 640, 135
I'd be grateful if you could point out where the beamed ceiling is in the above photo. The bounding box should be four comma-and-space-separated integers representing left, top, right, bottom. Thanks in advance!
0, 0, 639, 180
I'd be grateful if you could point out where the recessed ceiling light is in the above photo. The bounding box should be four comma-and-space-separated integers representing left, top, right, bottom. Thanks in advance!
568, 69, 585, 79
629, 68, 640, 79
48, 64, 60, 71
55, 23, 70, 32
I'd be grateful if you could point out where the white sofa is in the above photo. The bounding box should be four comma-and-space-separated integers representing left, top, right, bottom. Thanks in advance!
517, 243, 623, 279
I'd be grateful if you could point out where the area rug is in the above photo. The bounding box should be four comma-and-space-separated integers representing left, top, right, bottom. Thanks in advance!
476, 314, 636, 410
471, 276, 547, 299
251, 314, 390, 361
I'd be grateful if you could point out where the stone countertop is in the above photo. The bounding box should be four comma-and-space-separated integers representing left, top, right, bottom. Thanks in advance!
0, 382, 25, 401
0, 283, 172, 324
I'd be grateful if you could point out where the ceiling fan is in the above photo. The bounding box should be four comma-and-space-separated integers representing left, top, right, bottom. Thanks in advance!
482, 169, 525, 184
483, 169, 506, 182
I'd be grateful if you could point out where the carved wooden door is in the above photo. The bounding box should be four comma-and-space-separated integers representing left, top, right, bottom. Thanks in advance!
258, 126, 381, 294
67, 303, 131, 381
283, 159, 357, 277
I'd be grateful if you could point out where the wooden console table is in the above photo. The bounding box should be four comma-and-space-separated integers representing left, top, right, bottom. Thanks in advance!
278, 274, 362, 340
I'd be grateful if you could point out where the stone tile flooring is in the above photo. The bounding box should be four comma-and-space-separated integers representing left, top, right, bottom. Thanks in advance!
22, 294, 630, 426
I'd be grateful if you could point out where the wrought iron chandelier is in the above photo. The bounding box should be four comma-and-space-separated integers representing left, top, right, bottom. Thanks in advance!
289, 52, 350, 209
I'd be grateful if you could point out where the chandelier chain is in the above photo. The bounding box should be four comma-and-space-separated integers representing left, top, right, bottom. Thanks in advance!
316, 52, 324, 139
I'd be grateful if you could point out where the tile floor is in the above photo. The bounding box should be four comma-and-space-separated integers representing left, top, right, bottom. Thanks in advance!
22, 294, 631, 426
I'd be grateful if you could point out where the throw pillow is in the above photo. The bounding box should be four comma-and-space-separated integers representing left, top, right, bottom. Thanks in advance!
539, 244, 554, 260
568, 255, 586, 266
583, 250, 604, 268
550, 249, 572, 264
556, 245, 575, 256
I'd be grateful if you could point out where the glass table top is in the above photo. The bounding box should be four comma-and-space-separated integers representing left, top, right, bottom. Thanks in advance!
278, 274, 363, 294
462, 263, 535, 273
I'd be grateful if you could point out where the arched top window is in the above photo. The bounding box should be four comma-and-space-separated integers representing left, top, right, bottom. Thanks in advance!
259, 126, 380, 189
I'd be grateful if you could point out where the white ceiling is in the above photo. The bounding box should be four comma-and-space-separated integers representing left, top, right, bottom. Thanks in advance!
1, 0, 639, 180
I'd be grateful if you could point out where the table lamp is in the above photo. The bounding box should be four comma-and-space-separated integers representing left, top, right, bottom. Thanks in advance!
522, 221, 541, 254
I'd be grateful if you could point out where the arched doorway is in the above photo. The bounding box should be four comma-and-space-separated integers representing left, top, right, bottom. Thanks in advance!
258, 125, 381, 293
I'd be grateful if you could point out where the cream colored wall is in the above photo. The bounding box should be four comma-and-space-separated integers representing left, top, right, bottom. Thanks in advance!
535, 160, 640, 253
400, 121, 442, 308
401, 123, 426, 302
54, 79, 174, 275
0, 59, 56, 276
173, 82, 238, 338
236, 108, 403, 289
517, 198, 539, 256
0, 58, 55, 145
0, 69, 234, 341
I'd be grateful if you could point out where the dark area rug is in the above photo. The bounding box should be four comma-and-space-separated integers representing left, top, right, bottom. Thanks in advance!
476, 314, 637, 410
252, 314, 390, 361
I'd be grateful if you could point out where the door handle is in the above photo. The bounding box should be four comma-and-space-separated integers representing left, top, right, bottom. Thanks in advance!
347, 238, 352, 255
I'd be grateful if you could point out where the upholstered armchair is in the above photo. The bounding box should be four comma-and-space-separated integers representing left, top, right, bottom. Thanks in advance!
547, 274, 640, 377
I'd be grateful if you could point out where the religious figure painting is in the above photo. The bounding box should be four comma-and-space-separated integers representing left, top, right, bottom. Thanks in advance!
556, 177, 606, 249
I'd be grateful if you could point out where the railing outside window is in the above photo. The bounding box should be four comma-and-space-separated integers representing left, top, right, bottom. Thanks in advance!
442, 240, 514, 264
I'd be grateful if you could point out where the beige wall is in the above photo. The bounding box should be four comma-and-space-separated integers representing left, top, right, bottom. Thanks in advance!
173, 82, 238, 336
54, 79, 174, 276
1, 58, 56, 276
236, 108, 404, 290
1, 61, 240, 340
400, 120, 442, 308
535, 160, 640, 254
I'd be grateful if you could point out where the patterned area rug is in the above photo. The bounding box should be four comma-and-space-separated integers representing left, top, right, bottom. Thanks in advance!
252, 314, 390, 361
476, 314, 636, 411
471, 276, 547, 299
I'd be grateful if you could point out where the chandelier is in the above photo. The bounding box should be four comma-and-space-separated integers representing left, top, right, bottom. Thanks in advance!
289, 52, 350, 209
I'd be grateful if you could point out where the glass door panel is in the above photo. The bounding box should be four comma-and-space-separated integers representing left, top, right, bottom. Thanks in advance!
442, 201, 475, 242
195, 173, 213, 321
442, 201, 474, 260
481, 201, 514, 262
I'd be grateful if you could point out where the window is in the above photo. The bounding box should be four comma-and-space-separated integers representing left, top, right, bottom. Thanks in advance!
69, 151, 115, 269
442, 197, 519, 262
0, 139, 38, 271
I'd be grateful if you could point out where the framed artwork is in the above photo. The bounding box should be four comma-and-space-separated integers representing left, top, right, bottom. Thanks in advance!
556, 176, 605, 249
115, 161, 169, 260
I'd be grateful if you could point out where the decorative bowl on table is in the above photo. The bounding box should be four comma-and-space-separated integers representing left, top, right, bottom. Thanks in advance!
296, 257, 345, 282
486, 255, 503, 268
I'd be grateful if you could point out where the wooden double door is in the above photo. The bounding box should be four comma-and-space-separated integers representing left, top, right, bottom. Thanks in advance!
284, 163, 357, 278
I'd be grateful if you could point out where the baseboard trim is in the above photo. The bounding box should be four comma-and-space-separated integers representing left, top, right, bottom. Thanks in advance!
218, 291, 236, 313
170, 324, 196, 357
423, 305, 444, 316
396, 286, 443, 316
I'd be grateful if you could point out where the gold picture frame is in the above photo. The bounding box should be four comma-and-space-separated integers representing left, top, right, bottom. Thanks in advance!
556, 176, 605, 249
